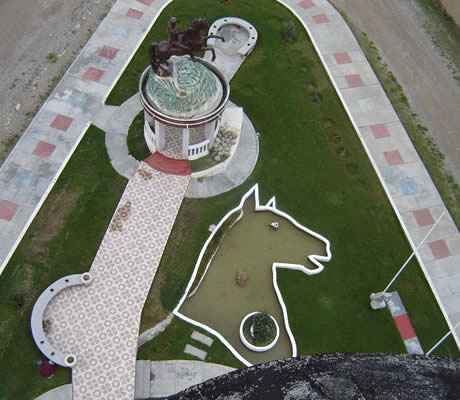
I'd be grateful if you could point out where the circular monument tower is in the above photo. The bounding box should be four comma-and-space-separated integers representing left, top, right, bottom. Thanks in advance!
139, 17, 229, 160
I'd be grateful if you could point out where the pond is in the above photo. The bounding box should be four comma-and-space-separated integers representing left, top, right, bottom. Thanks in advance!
178, 191, 329, 365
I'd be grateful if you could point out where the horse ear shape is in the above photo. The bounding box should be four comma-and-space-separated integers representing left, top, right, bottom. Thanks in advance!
265, 196, 277, 208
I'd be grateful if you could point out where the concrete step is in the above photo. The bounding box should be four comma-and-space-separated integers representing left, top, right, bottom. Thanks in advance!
191, 331, 213, 347
184, 344, 207, 360
135, 360, 151, 399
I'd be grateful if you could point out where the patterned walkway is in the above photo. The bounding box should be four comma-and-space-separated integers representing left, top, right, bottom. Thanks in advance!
278, 0, 460, 346
44, 163, 190, 400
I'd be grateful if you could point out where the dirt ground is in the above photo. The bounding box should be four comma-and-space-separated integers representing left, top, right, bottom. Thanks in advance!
0, 0, 116, 163
332, 0, 460, 186
440, 0, 460, 26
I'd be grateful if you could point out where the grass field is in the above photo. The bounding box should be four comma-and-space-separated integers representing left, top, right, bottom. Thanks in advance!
112, 0, 459, 362
0, 0, 458, 398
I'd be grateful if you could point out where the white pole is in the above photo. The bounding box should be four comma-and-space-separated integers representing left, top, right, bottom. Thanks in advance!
426, 322, 460, 356
383, 212, 445, 293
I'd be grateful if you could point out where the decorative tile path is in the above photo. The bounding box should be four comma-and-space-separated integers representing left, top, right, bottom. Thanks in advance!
280, 0, 460, 347
44, 163, 190, 400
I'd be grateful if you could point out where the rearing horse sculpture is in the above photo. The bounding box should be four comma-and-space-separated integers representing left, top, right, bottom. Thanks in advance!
149, 17, 225, 76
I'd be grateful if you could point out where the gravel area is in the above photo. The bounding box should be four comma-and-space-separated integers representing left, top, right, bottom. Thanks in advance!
332, 0, 460, 186
0, 0, 117, 163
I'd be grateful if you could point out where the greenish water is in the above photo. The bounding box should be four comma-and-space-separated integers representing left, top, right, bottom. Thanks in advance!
180, 195, 327, 365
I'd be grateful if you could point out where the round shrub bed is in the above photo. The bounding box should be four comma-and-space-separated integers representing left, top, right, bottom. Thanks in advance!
240, 312, 279, 352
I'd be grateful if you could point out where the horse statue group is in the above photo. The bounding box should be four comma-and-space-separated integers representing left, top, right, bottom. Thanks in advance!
149, 17, 225, 76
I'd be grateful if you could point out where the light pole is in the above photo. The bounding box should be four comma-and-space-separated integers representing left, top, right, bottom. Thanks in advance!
370, 212, 445, 310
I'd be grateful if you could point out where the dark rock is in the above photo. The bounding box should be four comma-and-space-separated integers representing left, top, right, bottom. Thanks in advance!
169, 353, 460, 399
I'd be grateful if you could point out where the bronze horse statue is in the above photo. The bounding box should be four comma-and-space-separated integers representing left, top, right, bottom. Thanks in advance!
149, 17, 225, 76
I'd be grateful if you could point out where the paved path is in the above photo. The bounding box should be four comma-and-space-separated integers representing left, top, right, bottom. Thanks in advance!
44, 163, 190, 400
278, 0, 460, 346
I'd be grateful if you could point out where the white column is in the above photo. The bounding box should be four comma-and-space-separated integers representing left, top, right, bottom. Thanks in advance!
155, 120, 165, 151
182, 126, 190, 159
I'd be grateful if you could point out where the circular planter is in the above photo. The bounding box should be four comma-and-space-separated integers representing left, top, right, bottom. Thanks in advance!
240, 312, 280, 352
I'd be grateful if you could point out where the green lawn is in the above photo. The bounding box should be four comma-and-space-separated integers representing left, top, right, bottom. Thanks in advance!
0, 1, 458, 398
118, 0, 459, 360
0, 126, 127, 399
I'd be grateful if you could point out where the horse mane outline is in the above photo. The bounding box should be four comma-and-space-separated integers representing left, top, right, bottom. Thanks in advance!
174, 183, 332, 366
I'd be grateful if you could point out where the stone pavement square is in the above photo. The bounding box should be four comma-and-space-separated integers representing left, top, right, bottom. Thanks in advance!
384, 150, 404, 166
126, 8, 144, 19
429, 240, 451, 259
137, 0, 154, 5
299, 0, 315, 9
33, 141, 56, 158
313, 14, 329, 24
191, 331, 213, 347
12, 169, 36, 188
413, 208, 435, 227
184, 344, 207, 361
83, 67, 105, 83
334, 52, 351, 64
345, 74, 364, 88
69, 91, 89, 106
113, 26, 133, 39
0, 200, 19, 221
50, 114, 73, 132
399, 178, 418, 196
99, 45, 120, 60
371, 123, 390, 139
394, 314, 416, 340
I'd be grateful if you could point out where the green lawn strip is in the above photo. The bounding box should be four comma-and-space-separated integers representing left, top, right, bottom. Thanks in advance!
0, 125, 127, 399
137, 317, 244, 370
128, 110, 152, 161
127, 0, 459, 362
331, 3, 460, 228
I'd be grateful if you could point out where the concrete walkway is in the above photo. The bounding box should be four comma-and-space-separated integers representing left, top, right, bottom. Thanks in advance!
34, 360, 235, 400
44, 163, 190, 400
277, 0, 460, 346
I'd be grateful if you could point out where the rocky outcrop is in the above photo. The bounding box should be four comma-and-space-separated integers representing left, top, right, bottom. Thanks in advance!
170, 353, 460, 399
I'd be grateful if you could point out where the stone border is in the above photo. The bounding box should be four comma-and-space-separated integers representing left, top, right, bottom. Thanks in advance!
208, 17, 258, 57
239, 312, 280, 352
30, 273, 92, 367
175, 183, 332, 366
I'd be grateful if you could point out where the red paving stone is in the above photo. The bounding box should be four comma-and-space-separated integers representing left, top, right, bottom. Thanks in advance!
144, 153, 191, 176
334, 52, 352, 64
83, 67, 104, 83
298, 0, 315, 9
312, 13, 329, 24
50, 114, 73, 132
126, 8, 143, 19
33, 141, 56, 158
137, 0, 154, 4
413, 208, 435, 227
428, 239, 451, 259
99, 45, 119, 60
370, 124, 390, 139
384, 150, 404, 166
345, 74, 364, 88
0, 200, 18, 221
394, 314, 416, 340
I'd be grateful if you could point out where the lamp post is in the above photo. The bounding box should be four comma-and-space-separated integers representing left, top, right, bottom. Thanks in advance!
370, 212, 445, 310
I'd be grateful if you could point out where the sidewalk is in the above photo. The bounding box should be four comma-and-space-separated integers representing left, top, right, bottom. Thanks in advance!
278, 0, 460, 346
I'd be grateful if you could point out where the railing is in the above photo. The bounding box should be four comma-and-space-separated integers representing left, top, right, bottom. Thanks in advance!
144, 120, 156, 153
188, 139, 210, 160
